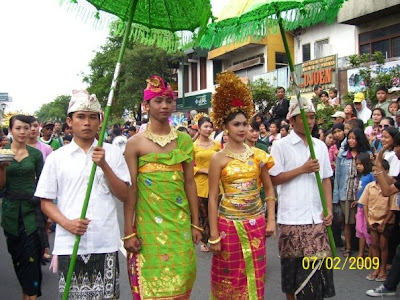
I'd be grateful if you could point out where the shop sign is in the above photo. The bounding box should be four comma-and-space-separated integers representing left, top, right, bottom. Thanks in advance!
294, 55, 337, 92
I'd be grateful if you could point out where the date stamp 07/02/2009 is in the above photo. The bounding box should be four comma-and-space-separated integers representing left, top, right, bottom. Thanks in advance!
302, 256, 380, 270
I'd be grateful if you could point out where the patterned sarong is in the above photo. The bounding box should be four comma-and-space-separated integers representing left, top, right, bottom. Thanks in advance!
211, 216, 266, 299
58, 252, 119, 300
127, 132, 196, 299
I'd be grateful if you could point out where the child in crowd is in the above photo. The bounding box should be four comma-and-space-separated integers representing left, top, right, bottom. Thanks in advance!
324, 130, 335, 171
351, 153, 374, 258
317, 90, 330, 110
329, 88, 339, 106
329, 123, 345, 170
259, 121, 270, 146
388, 101, 398, 122
279, 124, 289, 138
361, 160, 399, 282
268, 121, 281, 144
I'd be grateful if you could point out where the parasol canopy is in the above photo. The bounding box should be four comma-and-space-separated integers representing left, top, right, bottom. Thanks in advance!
199, 0, 346, 49
62, 0, 213, 51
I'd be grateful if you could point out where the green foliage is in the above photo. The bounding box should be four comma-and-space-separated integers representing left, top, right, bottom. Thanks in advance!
347, 51, 392, 105
316, 105, 336, 130
248, 79, 277, 113
341, 92, 355, 105
83, 36, 179, 122
35, 95, 70, 123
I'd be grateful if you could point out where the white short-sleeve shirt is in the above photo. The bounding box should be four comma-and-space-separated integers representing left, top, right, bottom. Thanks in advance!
35, 139, 130, 255
269, 131, 333, 225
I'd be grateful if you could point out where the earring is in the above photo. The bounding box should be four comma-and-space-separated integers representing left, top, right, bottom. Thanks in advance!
224, 129, 228, 135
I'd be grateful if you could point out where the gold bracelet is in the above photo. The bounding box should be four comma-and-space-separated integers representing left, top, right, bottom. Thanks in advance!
191, 224, 204, 232
121, 232, 137, 241
265, 196, 277, 202
208, 236, 222, 244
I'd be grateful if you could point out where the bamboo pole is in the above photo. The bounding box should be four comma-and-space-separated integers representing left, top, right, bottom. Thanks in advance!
62, 1, 139, 298
277, 17, 337, 257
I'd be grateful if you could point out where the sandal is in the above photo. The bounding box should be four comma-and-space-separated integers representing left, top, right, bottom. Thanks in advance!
366, 273, 378, 281
343, 248, 351, 257
200, 244, 210, 252
376, 275, 387, 282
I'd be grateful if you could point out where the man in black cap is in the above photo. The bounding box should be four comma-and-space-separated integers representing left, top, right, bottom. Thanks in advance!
39, 121, 61, 150
374, 86, 390, 116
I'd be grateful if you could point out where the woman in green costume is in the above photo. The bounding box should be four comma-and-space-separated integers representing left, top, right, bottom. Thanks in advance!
123, 75, 202, 299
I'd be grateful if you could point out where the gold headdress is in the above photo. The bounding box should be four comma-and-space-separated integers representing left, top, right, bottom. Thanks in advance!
193, 112, 209, 125
211, 71, 254, 130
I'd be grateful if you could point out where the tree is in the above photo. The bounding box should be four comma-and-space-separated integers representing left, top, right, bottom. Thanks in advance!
248, 79, 276, 114
348, 51, 388, 105
35, 95, 70, 123
83, 36, 179, 121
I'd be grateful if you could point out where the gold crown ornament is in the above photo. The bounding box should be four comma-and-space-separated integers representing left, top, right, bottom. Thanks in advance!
211, 71, 254, 130
193, 112, 209, 125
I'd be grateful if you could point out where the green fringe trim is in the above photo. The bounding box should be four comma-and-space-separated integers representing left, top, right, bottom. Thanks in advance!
198, 0, 347, 49
59, 0, 212, 53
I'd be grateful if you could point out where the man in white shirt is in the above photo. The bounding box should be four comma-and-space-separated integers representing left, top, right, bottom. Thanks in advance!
269, 97, 335, 300
35, 90, 130, 299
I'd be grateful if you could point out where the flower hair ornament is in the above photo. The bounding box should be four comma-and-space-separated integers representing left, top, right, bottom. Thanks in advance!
211, 71, 254, 130
193, 112, 209, 125
143, 75, 175, 101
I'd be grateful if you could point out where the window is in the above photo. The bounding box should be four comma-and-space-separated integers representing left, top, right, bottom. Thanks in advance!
213, 60, 222, 83
314, 39, 329, 59
191, 63, 198, 92
184, 65, 189, 93
359, 24, 400, 58
200, 57, 207, 90
360, 44, 370, 55
302, 43, 310, 62
393, 37, 400, 57
275, 52, 288, 69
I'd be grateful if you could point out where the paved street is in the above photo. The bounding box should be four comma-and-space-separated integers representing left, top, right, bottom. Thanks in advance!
0, 201, 399, 299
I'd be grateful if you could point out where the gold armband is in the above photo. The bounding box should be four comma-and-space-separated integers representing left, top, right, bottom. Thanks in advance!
121, 232, 137, 241
208, 236, 222, 244
191, 224, 204, 232
265, 196, 277, 202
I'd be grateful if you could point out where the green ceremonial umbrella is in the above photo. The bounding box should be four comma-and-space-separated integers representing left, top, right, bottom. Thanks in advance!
59, 1, 212, 299
198, 0, 348, 258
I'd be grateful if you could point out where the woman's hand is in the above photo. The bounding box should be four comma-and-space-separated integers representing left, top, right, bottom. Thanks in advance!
124, 236, 142, 254
266, 219, 276, 238
350, 201, 358, 208
191, 228, 202, 245
209, 234, 221, 255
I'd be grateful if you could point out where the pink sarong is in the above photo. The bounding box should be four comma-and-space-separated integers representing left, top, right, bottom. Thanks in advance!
355, 206, 371, 245
211, 216, 266, 299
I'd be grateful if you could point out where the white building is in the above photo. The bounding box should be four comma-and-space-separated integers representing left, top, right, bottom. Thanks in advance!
294, 22, 357, 64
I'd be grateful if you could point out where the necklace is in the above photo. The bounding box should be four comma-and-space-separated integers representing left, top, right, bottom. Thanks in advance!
197, 139, 214, 148
224, 143, 254, 162
144, 122, 178, 147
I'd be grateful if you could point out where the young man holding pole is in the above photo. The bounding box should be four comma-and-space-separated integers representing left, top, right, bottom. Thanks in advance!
35, 90, 130, 299
269, 97, 335, 300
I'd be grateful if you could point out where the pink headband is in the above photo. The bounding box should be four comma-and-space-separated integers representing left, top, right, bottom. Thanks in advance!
143, 75, 175, 101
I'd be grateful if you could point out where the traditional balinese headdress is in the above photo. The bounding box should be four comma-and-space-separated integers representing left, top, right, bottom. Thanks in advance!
211, 71, 254, 130
193, 112, 209, 125
67, 90, 101, 114
143, 75, 175, 101
287, 96, 315, 119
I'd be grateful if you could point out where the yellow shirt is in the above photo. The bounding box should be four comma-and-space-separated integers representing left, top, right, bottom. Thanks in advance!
193, 140, 221, 198
219, 148, 274, 221
359, 182, 399, 225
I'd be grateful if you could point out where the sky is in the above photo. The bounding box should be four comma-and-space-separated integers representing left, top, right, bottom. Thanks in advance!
0, 0, 227, 114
